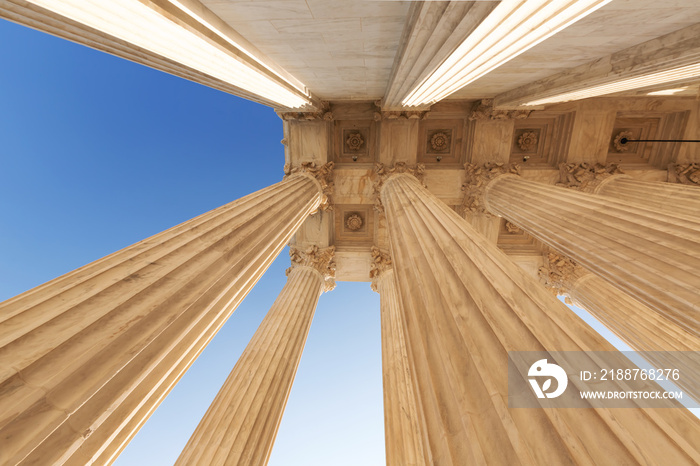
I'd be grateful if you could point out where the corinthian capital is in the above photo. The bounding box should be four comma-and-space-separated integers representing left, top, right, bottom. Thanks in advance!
468, 99, 532, 121
372, 162, 425, 213
668, 163, 700, 186
284, 162, 334, 211
556, 163, 624, 192
460, 162, 519, 215
287, 245, 336, 292
369, 246, 392, 291
538, 251, 587, 296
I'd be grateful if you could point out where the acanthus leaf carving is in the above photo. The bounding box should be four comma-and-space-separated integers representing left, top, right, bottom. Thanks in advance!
373, 101, 428, 120
287, 245, 336, 292
278, 101, 333, 121
668, 163, 700, 186
504, 220, 522, 234
469, 99, 532, 121
460, 162, 520, 216
538, 251, 586, 297
556, 163, 624, 192
372, 162, 426, 213
283, 161, 335, 211
369, 246, 392, 292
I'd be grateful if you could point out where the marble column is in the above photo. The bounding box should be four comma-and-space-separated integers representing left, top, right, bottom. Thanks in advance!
377, 167, 700, 465
557, 162, 700, 219
540, 252, 700, 401
369, 247, 428, 466
0, 163, 333, 465
0, 0, 313, 109
176, 245, 334, 466
466, 164, 700, 335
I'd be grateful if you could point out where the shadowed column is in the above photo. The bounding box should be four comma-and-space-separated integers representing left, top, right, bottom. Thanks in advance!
370, 247, 428, 466
540, 251, 700, 402
0, 163, 332, 466
378, 168, 700, 466
176, 245, 334, 466
556, 162, 700, 219
472, 168, 700, 334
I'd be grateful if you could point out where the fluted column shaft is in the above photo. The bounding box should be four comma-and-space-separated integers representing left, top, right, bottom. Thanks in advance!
484, 175, 700, 333
567, 273, 700, 401
371, 259, 427, 466
541, 252, 700, 401
0, 173, 324, 465
380, 173, 700, 465
569, 274, 698, 352
593, 175, 700, 219
176, 250, 331, 466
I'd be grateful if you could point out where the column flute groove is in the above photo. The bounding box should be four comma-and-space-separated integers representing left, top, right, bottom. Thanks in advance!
0, 163, 334, 465
0, 175, 297, 320
176, 245, 334, 466
481, 173, 700, 331
370, 247, 428, 466
540, 252, 700, 403
557, 163, 700, 219
377, 168, 700, 466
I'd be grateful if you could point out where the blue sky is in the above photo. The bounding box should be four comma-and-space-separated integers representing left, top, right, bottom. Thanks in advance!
1, 15, 696, 466
0, 19, 383, 465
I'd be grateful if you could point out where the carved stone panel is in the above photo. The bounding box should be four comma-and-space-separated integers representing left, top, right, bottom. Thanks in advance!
508, 112, 575, 168
607, 117, 659, 165
496, 218, 545, 255
606, 111, 689, 168
333, 120, 377, 164
332, 204, 375, 249
417, 118, 464, 165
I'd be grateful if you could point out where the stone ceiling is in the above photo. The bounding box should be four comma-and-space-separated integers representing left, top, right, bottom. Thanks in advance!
201, 0, 700, 101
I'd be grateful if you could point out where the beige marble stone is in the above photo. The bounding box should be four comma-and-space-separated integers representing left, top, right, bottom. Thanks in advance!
380, 171, 700, 465
593, 175, 700, 219
370, 248, 427, 466
452, 1, 700, 100
6, 0, 700, 462
540, 251, 700, 402
0, 174, 323, 465
381, 174, 700, 465
175, 246, 334, 466
0, 0, 314, 109
494, 23, 700, 109
484, 174, 700, 334
382, 1, 497, 110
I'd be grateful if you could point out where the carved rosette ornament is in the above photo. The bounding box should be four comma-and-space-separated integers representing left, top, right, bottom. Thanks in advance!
538, 251, 586, 297
556, 162, 624, 192
372, 162, 426, 213
287, 245, 336, 292
345, 213, 363, 231
468, 99, 532, 121
460, 162, 520, 215
345, 132, 364, 151
517, 131, 538, 151
369, 246, 392, 292
430, 132, 450, 152
283, 161, 335, 211
668, 163, 700, 186
613, 131, 634, 152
